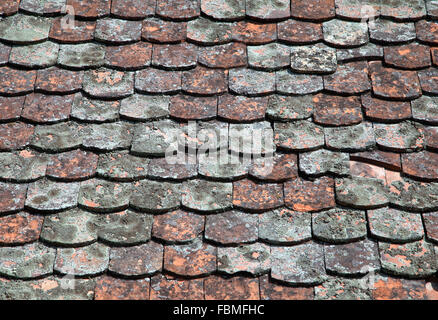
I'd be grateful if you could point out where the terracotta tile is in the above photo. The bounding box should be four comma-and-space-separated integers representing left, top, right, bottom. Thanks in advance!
416, 20, 438, 45
152, 43, 197, 69
205, 276, 260, 300
232, 21, 276, 44
66, 0, 110, 18
205, 211, 258, 244
150, 274, 204, 300
156, 0, 200, 20
170, 95, 217, 120
46, 150, 98, 181
35, 67, 83, 94
182, 66, 228, 95
323, 61, 370, 94
142, 18, 187, 43
136, 68, 181, 94
291, 0, 335, 20
313, 94, 363, 126
0, 183, 28, 214
105, 42, 152, 70
362, 93, 411, 122
384, 43, 431, 69
0, 122, 34, 151
233, 179, 283, 212
278, 20, 322, 44
0, 212, 43, 244
0, 67, 36, 95
49, 18, 96, 43
22, 94, 73, 123
153, 210, 204, 243
111, 0, 155, 19
95, 276, 150, 300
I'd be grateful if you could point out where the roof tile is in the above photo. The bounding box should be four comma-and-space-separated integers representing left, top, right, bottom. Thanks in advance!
66, 0, 110, 18
379, 0, 426, 20
325, 122, 375, 152
248, 43, 290, 71
30, 122, 84, 152
402, 151, 438, 181
322, 20, 368, 47
135, 68, 181, 94
369, 19, 416, 44
0, 0, 20, 16
350, 150, 401, 171
274, 120, 324, 151
198, 152, 249, 181
336, 43, 383, 62
199, 42, 246, 69
164, 238, 216, 277
156, 0, 200, 20
182, 66, 228, 95
0, 67, 36, 94
152, 42, 197, 69
313, 94, 363, 126
276, 70, 323, 95
0, 212, 43, 244
130, 180, 181, 212
284, 177, 335, 212
229, 68, 276, 96
170, 94, 217, 120
372, 275, 431, 300
291, 0, 335, 21
335, 177, 388, 209
0, 14, 51, 44
111, 0, 155, 19
46, 150, 98, 181
250, 153, 298, 182
389, 176, 438, 212
78, 179, 131, 212
266, 95, 313, 121
277, 20, 322, 44
35, 67, 83, 94
82, 68, 134, 99
290, 43, 336, 74
201, 0, 245, 20
418, 68, 438, 95
0, 150, 46, 182
423, 212, 438, 243
204, 276, 259, 300
384, 43, 431, 70
153, 210, 204, 243
0, 122, 34, 151
218, 94, 267, 122
315, 277, 371, 300
246, 0, 290, 20
182, 179, 232, 212
148, 156, 197, 180
374, 121, 425, 152
416, 20, 438, 44
205, 210, 258, 244
232, 21, 276, 44
22, 93, 73, 123
362, 93, 411, 122
71, 93, 120, 123
323, 61, 370, 94
109, 242, 163, 276
142, 18, 187, 43
187, 18, 232, 45
218, 243, 271, 275
105, 42, 152, 70
95, 276, 150, 300
150, 274, 204, 300
82, 122, 133, 151
9, 41, 59, 68
95, 18, 142, 44
233, 179, 283, 212
120, 95, 169, 121
334, 0, 380, 20
0, 96, 24, 121
20, 0, 65, 15
260, 274, 314, 300
299, 149, 349, 176
49, 18, 96, 43
412, 95, 438, 124
58, 43, 105, 69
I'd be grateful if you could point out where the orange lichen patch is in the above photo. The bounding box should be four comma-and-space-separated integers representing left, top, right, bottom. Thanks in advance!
372, 277, 428, 300
0, 212, 43, 244
153, 210, 204, 243
233, 179, 283, 211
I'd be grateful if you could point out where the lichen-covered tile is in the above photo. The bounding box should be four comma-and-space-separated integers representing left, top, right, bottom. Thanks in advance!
105, 42, 152, 70
389, 176, 438, 212
232, 179, 283, 212
187, 18, 232, 45
148, 156, 197, 180
95, 276, 150, 300
259, 208, 311, 244
335, 177, 389, 209
26, 179, 79, 212
164, 238, 216, 277
0, 96, 24, 121
0, 0, 20, 15
250, 153, 298, 182
334, 0, 380, 20
384, 43, 431, 69
427, 0, 438, 18
229, 122, 275, 154
299, 149, 349, 176
30, 122, 84, 152
71, 93, 120, 123
136, 68, 181, 94
248, 43, 289, 70
372, 275, 431, 300
131, 120, 182, 156
46, 150, 98, 181
198, 152, 249, 181
198, 43, 246, 69
362, 93, 411, 122
150, 274, 204, 300
402, 151, 438, 181
0, 67, 36, 94
232, 21, 276, 44
170, 95, 217, 120
204, 276, 259, 300
274, 120, 324, 151
0, 212, 43, 244
284, 177, 335, 212
142, 18, 187, 43
95, 18, 142, 44
156, 0, 200, 20
417, 20, 438, 43
325, 122, 375, 151
246, 0, 290, 20
54, 243, 109, 276
315, 277, 371, 300
374, 121, 425, 152
78, 179, 131, 212
201, 0, 245, 20
271, 243, 326, 285
278, 20, 322, 44
9, 41, 59, 68
22, 93, 73, 123
290, 43, 336, 74
291, 0, 335, 20
196, 120, 229, 151
323, 61, 370, 94
337, 43, 383, 62
83, 68, 134, 98
218, 94, 267, 122
350, 150, 401, 171
418, 68, 438, 95
111, 0, 155, 18
379, 0, 426, 20
260, 275, 314, 300
130, 180, 180, 212
205, 210, 258, 244
218, 243, 271, 276
120, 95, 169, 121
182, 180, 232, 212
313, 94, 362, 126
369, 19, 416, 44
66, 0, 110, 18
49, 18, 96, 43
109, 242, 163, 276
153, 210, 203, 244
182, 66, 228, 95
152, 42, 197, 69
82, 122, 133, 151
0, 122, 34, 151
423, 212, 438, 243
325, 240, 380, 276
0, 150, 46, 182
312, 208, 367, 243
426, 127, 438, 150
40, 208, 98, 246
0, 243, 55, 279
266, 95, 313, 120
0, 14, 51, 43
323, 20, 368, 47
368, 207, 423, 243
96, 210, 153, 245
379, 240, 437, 278
229, 68, 275, 96
276, 70, 323, 94
412, 95, 438, 124
58, 43, 105, 69
35, 67, 83, 93
350, 161, 386, 181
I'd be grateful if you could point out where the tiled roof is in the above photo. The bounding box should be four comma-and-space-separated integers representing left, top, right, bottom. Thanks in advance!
0, 0, 438, 300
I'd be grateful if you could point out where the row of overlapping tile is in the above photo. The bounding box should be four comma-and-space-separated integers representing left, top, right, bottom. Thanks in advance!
1, 0, 438, 300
